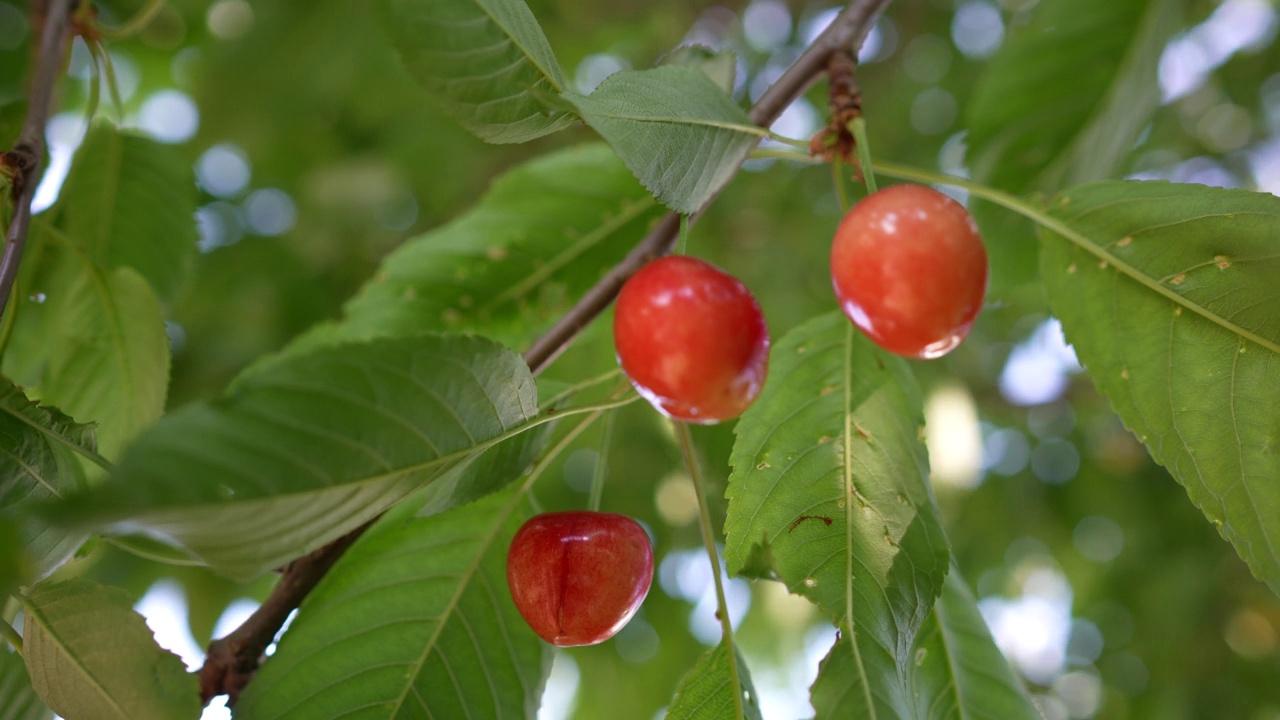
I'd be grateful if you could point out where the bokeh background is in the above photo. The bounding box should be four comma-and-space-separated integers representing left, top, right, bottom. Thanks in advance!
2, 0, 1279, 717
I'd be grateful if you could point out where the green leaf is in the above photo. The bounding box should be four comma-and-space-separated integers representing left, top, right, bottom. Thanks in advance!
0, 379, 97, 579
54, 124, 198, 303
0, 648, 53, 720
2, 237, 170, 460
379, 0, 573, 143
21, 578, 199, 720
659, 46, 737, 95
1040, 180, 1280, 593
0, 517, 20, 600
810, 569, 1038, 719
235, 486, 549, 719
725, 312, 950, 708
57, 334, 540, 580
564, 66, 761, 214
665, 641, 763, 720
286, 143, 662, 356
966, 0, 1182, 291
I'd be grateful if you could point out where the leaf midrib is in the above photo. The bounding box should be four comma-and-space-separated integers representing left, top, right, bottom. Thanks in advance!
842, 322, 877, 720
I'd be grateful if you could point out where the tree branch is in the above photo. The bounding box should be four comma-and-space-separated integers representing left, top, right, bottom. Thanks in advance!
195, 0, 892, 704
0, 0, 75, 321
522, 0, 891, 373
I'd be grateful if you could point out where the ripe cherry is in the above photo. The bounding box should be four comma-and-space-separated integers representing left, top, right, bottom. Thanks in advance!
613, 255, 770, 423
830, 184, 988, 359
506, 511, 653, 647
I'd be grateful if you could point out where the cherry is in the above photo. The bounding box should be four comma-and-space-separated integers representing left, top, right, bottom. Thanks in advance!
830, 184, 988, 359
506, 511, 653, 647
613, 255, 770, 423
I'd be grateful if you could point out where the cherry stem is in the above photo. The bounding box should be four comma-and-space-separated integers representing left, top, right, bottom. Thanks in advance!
849, 117, 877, 194
675, 420, 745, 720
676, 214, 690, 255
90, 40, 125, 121
98, 0, 167, 39
0, 619, 21, 655
587, 409, 614, 512
831, 158, 850, 212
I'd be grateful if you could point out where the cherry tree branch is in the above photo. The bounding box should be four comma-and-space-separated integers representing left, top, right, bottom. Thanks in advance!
522, 0, 891, 373
0, 0, 75, 320
196, 0, 892, 704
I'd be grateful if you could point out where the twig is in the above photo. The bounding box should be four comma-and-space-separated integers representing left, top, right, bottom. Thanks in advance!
196, 0, 893, 703
522, 0, 890, 373
197, 522, 371, 706
0, 0, 75, 321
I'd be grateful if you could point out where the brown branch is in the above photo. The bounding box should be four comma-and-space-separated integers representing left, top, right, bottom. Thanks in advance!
0, 0, 75, 321
522, 0, 891, 373
195, 0, 892, 704
197, 521, 371, 706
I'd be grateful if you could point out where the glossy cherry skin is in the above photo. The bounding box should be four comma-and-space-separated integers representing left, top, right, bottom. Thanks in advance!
830, 184, 988, 358
506, 511, 653, 647
613, 256, 770, 423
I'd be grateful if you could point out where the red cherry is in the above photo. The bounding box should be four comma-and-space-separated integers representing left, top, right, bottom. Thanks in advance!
506, 511, 653, 647
830, 184, 988, 358
613, 256, 770, 423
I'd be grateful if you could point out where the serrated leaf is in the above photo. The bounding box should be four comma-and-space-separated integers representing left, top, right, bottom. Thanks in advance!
665, 641, 763, 720
55, 335, 539, 580
284, 143, 661, 357
966, 0, 1182, 291
726, 312, 950, 710
564, 66, 762, 214
379, 0, 574, 143
21, 578, 199, 720
0, 648, 53, 720
236, 486, 549, 719
2, 236, 169, 461
810, 569, 1038, 719
54, 124, 197, 302
0, 379, 97, 580
1040, 180, 1280, 593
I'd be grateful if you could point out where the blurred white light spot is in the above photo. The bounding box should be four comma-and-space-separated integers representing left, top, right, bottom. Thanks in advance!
165, 320, 187, 353
660, 548, 750, 645
903, 34, 952, 84
743, 0, 792, 52
206, 0, 254, 40
537, 651, 580, 720
575, 54, 628, 94
614, 616, 661, 663
0, 3, 28, 51
134, 579, 203, 670
197, 143, 251, 197
979, 567, 1073, 684
1035, 694, 1071, 720
212, 599, 260, 640
1250, 139, 1280, 196
31, 113, 88, 212
802, 8, 840, 45
243, 188, 297, 236
1172, 156, 1239, 188
1073, 516, 1124, 563
1052, 670, 1102, 719
768, 97, 819, 144
1159, 0, 1278, 102
984, 427, 1031, 476
138, 89, 199, 143
909, 88, 957, 136
1197, 102, 1253, 152
196, 201, 246, 252
1030, 438, 1080, 484
1000, 318, 1081, 406
925, 383, 983, 488
952, 1, 1005, 58
1067, 619, 1105, 665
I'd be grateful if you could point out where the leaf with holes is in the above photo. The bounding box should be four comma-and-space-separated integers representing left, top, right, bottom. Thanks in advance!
810, 569, 1038, 719
665, 641, 763, 720
1040, 180, 1280, 593
235, 486, 548, 719
54, 124, 198, 303
1, 237, 169, 462
379, 0, 573, 143
53, 334, 540, 581
725, 311, 950, 714
0, 379, 98, 579
0, 647, 53, 720
966, 0, 1182, 291
280, 143, 661, 358
564, 66, 762, 214
21, 578, 199, 720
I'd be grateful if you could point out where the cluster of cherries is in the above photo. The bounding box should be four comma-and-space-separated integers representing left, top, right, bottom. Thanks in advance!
505, 184, 988, 647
